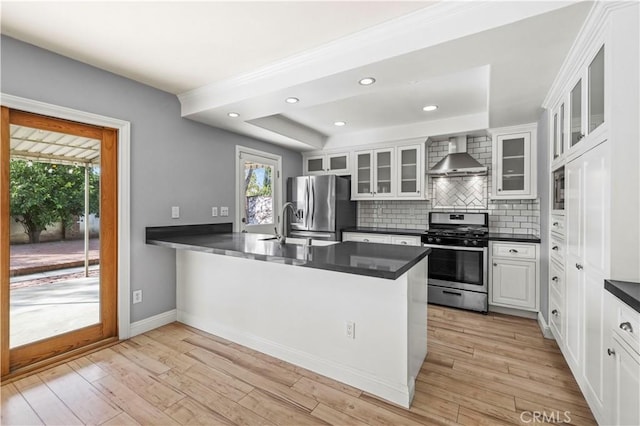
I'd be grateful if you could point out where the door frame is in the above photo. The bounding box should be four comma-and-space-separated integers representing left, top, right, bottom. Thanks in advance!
1, 94, 131, 341
235, 145, 282, 233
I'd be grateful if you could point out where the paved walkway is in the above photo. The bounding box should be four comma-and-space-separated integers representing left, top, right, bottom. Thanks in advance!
10, 238, 100, 276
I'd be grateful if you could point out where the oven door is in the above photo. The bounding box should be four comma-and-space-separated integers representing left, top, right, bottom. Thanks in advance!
423, 244, 488, 293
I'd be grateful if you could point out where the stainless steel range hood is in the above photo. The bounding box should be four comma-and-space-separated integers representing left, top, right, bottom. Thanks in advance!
428, 136, 487, 176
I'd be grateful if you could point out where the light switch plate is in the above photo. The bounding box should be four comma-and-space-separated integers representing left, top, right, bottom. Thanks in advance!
212, 207, 218, 217
171, 206, 180, 219
220, 206, 229, 216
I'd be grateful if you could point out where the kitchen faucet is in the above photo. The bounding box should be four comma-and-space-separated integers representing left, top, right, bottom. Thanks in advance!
275, 202, 297, 244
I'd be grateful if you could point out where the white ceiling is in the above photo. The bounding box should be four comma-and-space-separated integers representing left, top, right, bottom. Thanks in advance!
1, 1, 593, 152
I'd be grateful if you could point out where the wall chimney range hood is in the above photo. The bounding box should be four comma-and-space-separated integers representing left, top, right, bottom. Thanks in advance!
428, 136, 487, 176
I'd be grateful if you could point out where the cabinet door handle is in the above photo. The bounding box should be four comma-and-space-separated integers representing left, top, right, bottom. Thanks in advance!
607, 348, 616, 356
400, 241, 407, 245
620, 322, 634, 333
552, 309, 559, 316
509, 249, 518, 253
363, 239, 370, 242
552, 276, 559, 281
575, 263, 583, 270
553, 222, 559, 226
552, 246, 559, 251
443, 290, 462, 297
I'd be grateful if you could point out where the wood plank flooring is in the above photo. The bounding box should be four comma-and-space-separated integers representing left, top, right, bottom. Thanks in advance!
0, 305, 595, 425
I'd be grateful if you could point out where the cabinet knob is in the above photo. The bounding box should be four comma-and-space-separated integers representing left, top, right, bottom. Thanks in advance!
552, 309, 559, 316
493, 263, 497, 267
509, 249, 518, 253
607, 348, 616, 356
552, 276, 559, 281
575, 263, 583, 270
552, 246, 559, 251
619, 322, 634, 333
553, 222, 559, 226
498, 188, 502, 191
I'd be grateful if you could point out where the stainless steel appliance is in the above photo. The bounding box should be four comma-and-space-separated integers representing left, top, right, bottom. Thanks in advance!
421, 212, 489, 313
287, 175, 356, 241
553, 166, 565, 210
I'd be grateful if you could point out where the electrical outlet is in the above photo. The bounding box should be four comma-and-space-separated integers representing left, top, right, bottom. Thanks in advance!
133, 290, 142, 304
171, 206, 180, 219
345, 321, 355, 339
220, 206, 229, 216
212, 207, 218, 217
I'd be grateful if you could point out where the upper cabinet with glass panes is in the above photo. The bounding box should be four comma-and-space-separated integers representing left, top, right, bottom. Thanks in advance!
303, 152, 350, 175
549, 44, 606, 165
489, 123, 537, 200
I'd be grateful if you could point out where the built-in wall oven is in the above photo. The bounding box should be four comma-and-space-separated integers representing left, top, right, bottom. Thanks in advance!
422, 212, 489, 313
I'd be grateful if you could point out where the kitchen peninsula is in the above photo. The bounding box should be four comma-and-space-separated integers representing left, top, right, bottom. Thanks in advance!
146, 223, 430, 408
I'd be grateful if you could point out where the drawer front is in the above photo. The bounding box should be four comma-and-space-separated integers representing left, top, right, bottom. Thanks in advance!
549, 259, 565, 300
551, 215, 565, 237
549, 296, 564, 343
614, 300, 640, 355
492, 242, 537, 260
342, 232, 390, 244
550, 235, 565, 264
390, 235, 421, 246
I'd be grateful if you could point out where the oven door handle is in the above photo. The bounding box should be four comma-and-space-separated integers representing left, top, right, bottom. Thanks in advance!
423, 243, 486, 252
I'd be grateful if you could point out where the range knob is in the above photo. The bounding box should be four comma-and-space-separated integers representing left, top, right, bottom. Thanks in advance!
463, 239, 469, 246
427, 237, 434, 243
435, 237, 442, 244
472, 240, 479, 246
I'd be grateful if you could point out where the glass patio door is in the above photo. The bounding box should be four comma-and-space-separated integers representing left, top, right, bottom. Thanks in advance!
1, 108, 118, 378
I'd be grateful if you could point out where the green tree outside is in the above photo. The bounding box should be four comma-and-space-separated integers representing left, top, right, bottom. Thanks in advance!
10, 160, 100, 243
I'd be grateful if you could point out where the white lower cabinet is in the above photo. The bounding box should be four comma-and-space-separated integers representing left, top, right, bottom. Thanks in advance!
489, 242, 539, 311
605, 293, 640, 425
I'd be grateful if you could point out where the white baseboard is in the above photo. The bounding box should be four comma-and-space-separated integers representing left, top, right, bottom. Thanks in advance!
537, 312, 554, 339
177, 310, 412, 408
488, 305, 538, 319
130, 309, 177, 337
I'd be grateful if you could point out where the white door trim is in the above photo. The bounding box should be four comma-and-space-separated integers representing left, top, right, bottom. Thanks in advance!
235, 145, 282, 233
1, 93, 132, 339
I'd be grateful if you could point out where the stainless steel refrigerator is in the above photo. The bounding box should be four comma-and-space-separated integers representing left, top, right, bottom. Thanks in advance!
286, 175, 356, 241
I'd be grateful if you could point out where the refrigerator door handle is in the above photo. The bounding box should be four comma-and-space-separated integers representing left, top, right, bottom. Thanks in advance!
311, 180, 316, 228
305, 179, 310, 229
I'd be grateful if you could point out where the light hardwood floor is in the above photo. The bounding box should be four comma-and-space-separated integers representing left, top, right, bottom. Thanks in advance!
1, 305, 595, 425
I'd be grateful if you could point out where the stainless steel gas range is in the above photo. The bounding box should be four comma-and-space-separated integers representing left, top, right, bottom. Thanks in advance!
421, 212, 489, 313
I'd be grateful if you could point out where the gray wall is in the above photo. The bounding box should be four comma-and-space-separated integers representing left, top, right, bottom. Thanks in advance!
537, 110, 550, 322
1, 36, 302, 322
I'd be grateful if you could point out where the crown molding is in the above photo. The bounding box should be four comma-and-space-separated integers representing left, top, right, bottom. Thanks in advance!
542, 1, 632, 108
179, 1, 578, 117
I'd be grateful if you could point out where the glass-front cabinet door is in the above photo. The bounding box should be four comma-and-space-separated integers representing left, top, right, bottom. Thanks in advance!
374, 148, 395, 197
304, 155, 325, 175
493, 130, 534, 199
397, 144, 422, 198
588, 45, 605, 133
570, 79, 583, 147
327, 152, 350, 175
354, 151, 372, 198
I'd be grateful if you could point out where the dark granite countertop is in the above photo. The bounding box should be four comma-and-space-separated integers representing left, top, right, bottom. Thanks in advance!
487, 233, 541, 243
342, 227, 427, 236
147, 230, 430, 280
605, 280, 640, 313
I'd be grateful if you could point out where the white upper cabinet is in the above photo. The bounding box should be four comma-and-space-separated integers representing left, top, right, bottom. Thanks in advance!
396, 144, 423, 198
303, 152, 350, 175
490, 124, 537, 200
353, 148, 396, 200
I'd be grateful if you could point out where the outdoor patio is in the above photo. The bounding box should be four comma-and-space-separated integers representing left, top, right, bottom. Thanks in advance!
9, 239, 100, 348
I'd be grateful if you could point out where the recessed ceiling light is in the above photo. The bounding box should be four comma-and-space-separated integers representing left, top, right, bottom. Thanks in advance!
422, 105, 438, 112
358, 77, 376, 86
334, 121, 346, 127
227, 112, 240, 118
285, 97, 299, 104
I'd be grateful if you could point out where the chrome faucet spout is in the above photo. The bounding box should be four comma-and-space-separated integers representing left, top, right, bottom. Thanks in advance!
277, 202, 297, 244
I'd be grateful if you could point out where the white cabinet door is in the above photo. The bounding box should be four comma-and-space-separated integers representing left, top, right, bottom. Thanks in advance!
491, 258, 536, 310
342, 232, 389, 244
397, 144, 422, 198
304, 155, 325, 175
374, 148, 395, 198
353, 151, 373, 199
607, 335, 640, 426
326, 152, 350, 175
494, 132, 532, 198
